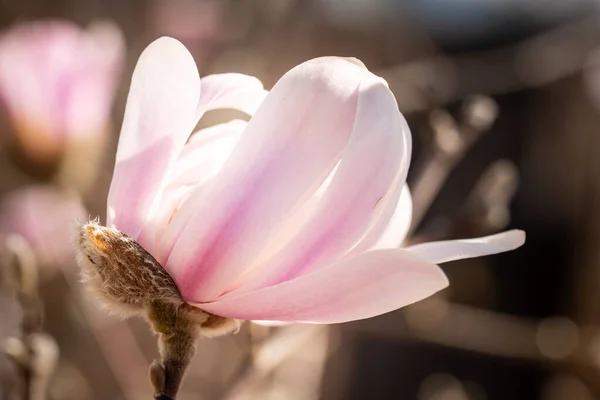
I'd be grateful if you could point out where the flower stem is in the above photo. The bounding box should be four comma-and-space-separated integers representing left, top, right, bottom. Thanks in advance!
147, 300, 200, 400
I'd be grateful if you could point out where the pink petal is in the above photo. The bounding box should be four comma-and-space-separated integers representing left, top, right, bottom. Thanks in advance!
235, 76, 411, 293
137, 120, 246, 257
170, 119, 247, 188
136, 185, 194, 264
106, 37, 200, 242
162, 57, 389, 301
330, 114, 410, 257
346, 181, 411, 255
371, 184, 413, 249
197, 73, 268, 117
225, 171, 335, 280
405, 230, 526, 264
195, 249, 448, 323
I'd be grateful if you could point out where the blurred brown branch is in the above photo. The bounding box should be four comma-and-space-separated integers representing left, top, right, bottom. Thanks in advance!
61, 271, 152, 400
352, 298, 600, 397
379, 16, 600, 113
221, 324, 328, 400
408, 95, 499, 236
0, 239, 21, 400
2, 236, 58, 400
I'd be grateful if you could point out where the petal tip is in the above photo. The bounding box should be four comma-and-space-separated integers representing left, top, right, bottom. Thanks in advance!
429, 263, 450, 292
144, 36, 191, 61
439, 269, 450, 289
343, 57, 367, 69
503, 229, 526, 250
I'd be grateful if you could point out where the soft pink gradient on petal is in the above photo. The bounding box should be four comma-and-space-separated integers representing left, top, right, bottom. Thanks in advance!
137, 120, 246, 258
162, 57, 373, 301
346, 181, 409, 256
224, 170, 336, 288
197, 73, 268, 117
106, 37, 200, 242
370, 185, 413, 249
170, 120, 247, 188
234, 78, 410, 293
196, 249, 448, 323
405, 230, 526, 264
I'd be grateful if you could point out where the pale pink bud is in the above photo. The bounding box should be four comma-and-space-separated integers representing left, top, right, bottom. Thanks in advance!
0, 19, 125, 163
80, 37, 525, 325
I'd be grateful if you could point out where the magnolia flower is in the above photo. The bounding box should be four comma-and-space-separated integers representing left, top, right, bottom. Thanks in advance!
0, 19, 124, 164
79, 37, 524, 326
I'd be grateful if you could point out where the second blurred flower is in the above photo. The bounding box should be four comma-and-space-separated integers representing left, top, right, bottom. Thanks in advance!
0, 19, 125, 186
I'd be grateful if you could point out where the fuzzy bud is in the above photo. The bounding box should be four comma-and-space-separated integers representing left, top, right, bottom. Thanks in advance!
74, 219, 182, 317
73, 219, 241, 336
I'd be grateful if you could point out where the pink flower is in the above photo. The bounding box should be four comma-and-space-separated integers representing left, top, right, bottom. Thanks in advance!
0, 19, 124, 161
104, 37, 525, 324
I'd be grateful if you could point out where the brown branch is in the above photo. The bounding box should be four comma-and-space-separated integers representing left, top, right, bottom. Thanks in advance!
378, 16, 600, 113
352, 298, 600, 398
60, 270, 152, 400
408, 95, 499, 235
220, 324, 327, 400
2, 235, 58, 400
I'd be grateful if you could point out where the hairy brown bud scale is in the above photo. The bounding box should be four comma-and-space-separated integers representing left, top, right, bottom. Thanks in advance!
75, 220, 182, 316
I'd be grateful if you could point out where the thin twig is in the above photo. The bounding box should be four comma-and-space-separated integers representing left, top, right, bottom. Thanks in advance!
408, 96, 499, 235
220, 324, 326, 400
3, 235, 58, 400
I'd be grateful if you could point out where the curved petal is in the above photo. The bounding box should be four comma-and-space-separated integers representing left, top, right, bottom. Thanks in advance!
235, 79, 410, 292
405, 229, 526, 264
168, 119, 247, 189
347, 181, 411, 255
371, 185, 413, 249
138, 120, 246, 258
163, 57, 382, 301
106, 37, 200, 242
224, 168, 335, 281
195, 249, 448, 324
197, 73, 268, 117
136, 185, 194, 263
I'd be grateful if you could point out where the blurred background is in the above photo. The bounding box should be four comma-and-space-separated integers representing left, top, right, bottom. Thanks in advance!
0, 0, 599, 399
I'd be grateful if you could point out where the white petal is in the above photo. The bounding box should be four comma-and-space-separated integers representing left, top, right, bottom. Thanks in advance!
161, 57, 381, 301
405, 230, 526, 264
197, 73, 268, 117
106, 37, 200, 242
196, 249, 448, 323
372, 185, 413, 249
